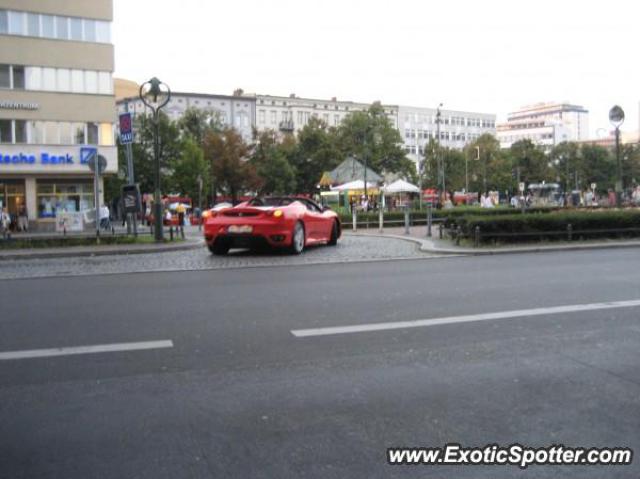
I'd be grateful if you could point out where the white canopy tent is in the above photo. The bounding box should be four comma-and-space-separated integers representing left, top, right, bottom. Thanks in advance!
330, 180, 378, 191
382, 179, 420, 194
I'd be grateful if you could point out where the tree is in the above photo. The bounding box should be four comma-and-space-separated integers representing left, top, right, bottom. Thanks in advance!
290, 117, 341, 193
462, 134, 509, 193
550, 142, 581, 192
250, 129, 297, 195
170, 138, 209, 203
203, 128, 258, 204
580, 144, 614, 190
337, 103, 414, 179
177, 107, 223, 145
508, 139, 551, 186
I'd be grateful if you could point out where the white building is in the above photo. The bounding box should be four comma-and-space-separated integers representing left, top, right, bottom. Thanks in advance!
497, 102, 589, 149
398, 105, 496, 168
116, 89, 256, 142
254, 93, 397, 135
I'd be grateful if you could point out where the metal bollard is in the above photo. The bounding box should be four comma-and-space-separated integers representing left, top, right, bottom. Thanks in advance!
378, 208, 383, 233
456, 225, 462, 246
426, 205, 432, 237
352, 209, 357, 232
567, 223, 572, 241
169, 226, 174, 241
439, 223, 443, 239
404, 209, 410, 235
474, 225, 480, 247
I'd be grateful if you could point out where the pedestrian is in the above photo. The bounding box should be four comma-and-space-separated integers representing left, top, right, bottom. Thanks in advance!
1, 207, 11, 239
99, 204, 110, 230
176, 203, 186, 239
17, 204, 28, 232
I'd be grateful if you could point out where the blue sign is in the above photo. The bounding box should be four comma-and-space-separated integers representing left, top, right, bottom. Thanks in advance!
0, 152, 74, 165
80, 147, 97, 165
119, 112, 133, 144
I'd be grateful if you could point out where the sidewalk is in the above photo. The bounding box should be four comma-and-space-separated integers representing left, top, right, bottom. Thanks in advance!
348, 225, 640, 255
0, 225, 204, 260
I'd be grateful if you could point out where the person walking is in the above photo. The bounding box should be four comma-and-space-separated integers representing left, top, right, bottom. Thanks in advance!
1, 207, 11, 239
176, 203, 186, 239
17, 204, 28, 232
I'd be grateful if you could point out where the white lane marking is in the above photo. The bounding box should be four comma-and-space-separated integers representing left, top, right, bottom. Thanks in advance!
0, 340, 174, 361
291, 299, 640, 338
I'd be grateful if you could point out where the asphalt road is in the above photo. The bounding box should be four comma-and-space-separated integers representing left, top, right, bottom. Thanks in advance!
1, 248, 640, 478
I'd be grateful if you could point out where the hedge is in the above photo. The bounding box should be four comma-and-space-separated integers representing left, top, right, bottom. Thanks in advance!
455, 210, 640, 244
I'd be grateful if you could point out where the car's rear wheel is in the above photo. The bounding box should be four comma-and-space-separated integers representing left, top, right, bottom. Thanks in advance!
209, 242, 230, 255
290, 222, 305, 254
327, 220, 338, 246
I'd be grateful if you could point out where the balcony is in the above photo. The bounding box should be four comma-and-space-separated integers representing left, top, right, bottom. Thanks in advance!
279, 120, 295, 132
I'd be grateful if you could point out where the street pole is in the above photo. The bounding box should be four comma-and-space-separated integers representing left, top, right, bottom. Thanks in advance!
123, 101, 137, 237
436, 103, 442, 203
483, 148, 488, 194
198, 175, 203, 232
465, 152, 469, 194
93, 157, 100, 244
609, 105, 625, 207
139, 77, 170, 242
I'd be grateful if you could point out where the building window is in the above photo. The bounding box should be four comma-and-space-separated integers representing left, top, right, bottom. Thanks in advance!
37, 181, 95, 218
56, 68, 70, 92
0, 65, 10, 88
84, 19, 96, 42
69, 17, 82, 41
270, 110, 276, 125
14, 120, 27, 143
87, 123, 99, 145
72, 123, 85, 144
41, 14, 54, 38
27, 12, 40, 36
258, 110, 265, 124
0, 10, 7, 34
8, 11, 25, 35
0, 120, 11, 143
55, 16, 68, 40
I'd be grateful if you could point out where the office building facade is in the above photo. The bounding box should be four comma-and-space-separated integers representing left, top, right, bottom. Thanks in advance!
496, 102, 589, 149
0, 0, 116, 231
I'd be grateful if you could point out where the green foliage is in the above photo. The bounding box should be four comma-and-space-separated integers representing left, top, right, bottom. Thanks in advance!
338, 103, 414, 179
457, 210, 640, 243
508, 139, 552, 185
170, 138, 209, 203
204, 128, 258, 204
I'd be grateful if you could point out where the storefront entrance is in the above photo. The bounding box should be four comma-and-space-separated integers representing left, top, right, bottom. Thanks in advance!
0, 179, 26, 217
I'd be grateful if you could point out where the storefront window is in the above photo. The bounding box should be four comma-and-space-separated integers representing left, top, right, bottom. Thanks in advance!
37, 181, 94, 218
0, 181, 26, 217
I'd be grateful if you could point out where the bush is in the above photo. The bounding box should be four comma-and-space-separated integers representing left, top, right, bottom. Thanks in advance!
456, 209, 640, 244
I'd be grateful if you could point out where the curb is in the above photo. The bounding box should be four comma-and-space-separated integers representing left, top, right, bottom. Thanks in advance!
347, 232, 640, 256
0, 239, 204, 261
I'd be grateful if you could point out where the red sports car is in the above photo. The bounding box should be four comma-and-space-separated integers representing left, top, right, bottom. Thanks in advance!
203, 197, 341, 255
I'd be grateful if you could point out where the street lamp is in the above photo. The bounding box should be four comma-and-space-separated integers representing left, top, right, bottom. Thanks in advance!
609, 105, 625, 206
435, 103, 443, 202
139, 77, 171, 241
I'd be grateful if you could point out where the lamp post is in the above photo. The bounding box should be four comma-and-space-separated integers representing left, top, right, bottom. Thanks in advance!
139, 77, 170, 241
609, 105, 625, 206
435, 103, 443, 201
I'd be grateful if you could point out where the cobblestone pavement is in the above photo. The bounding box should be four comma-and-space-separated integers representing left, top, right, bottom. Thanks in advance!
0, 235, 436, 280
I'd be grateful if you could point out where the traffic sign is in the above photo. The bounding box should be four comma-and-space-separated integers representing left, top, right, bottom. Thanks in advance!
119, 112, 133, 144
119, 112, 133, 145
518, 182, 525, 192
88, 154, 107, 175
80, 146, 97, 165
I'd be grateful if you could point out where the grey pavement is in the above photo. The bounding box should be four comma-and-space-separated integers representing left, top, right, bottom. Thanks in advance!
1, 248, 640, 478
0, 235, 432, 279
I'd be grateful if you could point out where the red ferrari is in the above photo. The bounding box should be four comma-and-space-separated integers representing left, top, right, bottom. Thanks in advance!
203, 197, 341, 255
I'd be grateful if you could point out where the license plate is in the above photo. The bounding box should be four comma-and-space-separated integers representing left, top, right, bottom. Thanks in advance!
228, 225, 252, 234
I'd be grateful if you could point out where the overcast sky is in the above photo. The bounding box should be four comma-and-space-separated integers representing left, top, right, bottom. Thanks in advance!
113, 0, 639, 137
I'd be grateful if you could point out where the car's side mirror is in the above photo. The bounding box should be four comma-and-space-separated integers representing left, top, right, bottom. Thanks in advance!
322, 205, 332, 212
